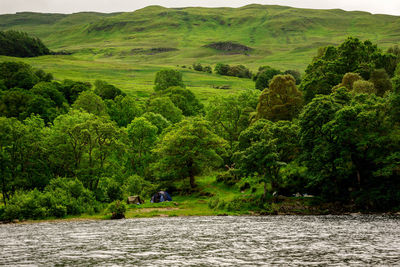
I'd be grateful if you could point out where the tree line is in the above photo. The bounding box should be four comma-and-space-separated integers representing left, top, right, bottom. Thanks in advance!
0, 30, 50, 57
0, 37, 399, 220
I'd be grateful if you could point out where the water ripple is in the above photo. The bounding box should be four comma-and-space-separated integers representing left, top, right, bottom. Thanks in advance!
0, 215, 399, 266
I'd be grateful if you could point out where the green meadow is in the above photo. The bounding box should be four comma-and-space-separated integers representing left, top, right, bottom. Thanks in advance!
1, 4, 400, 100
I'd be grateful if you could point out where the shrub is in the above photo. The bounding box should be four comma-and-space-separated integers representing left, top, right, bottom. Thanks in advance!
49, 204, 67, 218
203, 66, 212, 73
192, 63, 203, 71
216, 170, 239, 186
2, 178, 98, 221
208, 197, 220, 209
106, 181, 124, 201
108, 200, 126, 219
154, 69, 185, 91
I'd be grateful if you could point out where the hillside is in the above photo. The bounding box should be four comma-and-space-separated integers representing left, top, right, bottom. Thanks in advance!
1, 4, 400, 98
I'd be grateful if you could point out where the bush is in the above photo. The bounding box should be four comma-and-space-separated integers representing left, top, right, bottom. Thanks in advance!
215, 63, 251, 78
108, 200, 126, 219
226, 196, 257, 212
2, 178, 99, 221
106, 181, 124, 201
125, 175, 155, 199
192, 63, 203, 71
154, 69, 185, 91
216, 170, 239, 186
49, 204, 67, 218
203, 66, 212, 73
208, 197, 220, 209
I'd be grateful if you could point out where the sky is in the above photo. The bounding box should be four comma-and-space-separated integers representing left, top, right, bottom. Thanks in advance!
1, 0, 400, 16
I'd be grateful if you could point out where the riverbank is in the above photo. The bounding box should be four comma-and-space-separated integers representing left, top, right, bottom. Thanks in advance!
1, 175, 399, 224
3, 196, 399, 225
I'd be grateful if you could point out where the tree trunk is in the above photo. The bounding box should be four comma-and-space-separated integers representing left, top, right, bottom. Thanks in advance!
262, 181, 267, 202
189, 172, 196, 188
188, 160, 196, 188
356, 169, 361, 188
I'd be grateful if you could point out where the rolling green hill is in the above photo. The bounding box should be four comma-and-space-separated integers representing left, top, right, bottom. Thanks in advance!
1, 4, 400, 99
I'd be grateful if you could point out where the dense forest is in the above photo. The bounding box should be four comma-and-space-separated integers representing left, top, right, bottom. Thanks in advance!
0, 37, 399, 221
0, 30, 50, 57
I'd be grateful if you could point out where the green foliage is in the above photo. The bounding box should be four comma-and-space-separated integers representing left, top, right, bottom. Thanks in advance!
206, 90, 259, 151
215, 63, 251, 78
369, 69, 392, 97
254, 66, 282, 90
214, 63, 230, 76
125, 174, 155, 198
164, 86, 204, 116
58, 79, 91, 104
283, 70, 301, 85
48, 110, 121, 188
3, 178, 97, 220
154, 69, 185, 91
334, 72, 363, 91
301, 37, 389, 102
0, 30, 50, 57
72, 90, 108, 116
235, 120, 282, 199
153, 117, 227, 188
254, 74, 303, 121
216, 170, 240, 186
31, 82, 67, 108
126, 117, 158, 175
192, 63, 203, 71
94, 80, 125, 100
0, 61, 41, 90
352, 80, 376, 95
298, 89, 400, 208
142, 112, 171, 134
106, 95, 143, 127
147, 96, 182, 123
108, 200, 126, 219
106, 181, 124, 201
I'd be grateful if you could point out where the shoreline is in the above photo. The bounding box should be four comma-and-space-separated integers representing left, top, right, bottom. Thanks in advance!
2, 209, 399, 225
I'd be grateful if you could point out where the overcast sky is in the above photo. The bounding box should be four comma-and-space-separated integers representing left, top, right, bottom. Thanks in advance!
1, 0, 400, 16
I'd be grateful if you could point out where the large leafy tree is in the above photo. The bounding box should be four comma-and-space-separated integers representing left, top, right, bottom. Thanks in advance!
0, 61, 40, 90
235, 120, 280, 199
147, 97, 182, 123
152, 118, 226, 188
126, 117, 158, 175
48, 110, 121, 189
301, 37, 395, 102
206, 90, 259, 151
154, 69, 185, 91
72, 91, 108, 116
105, 95, 143, 127
254, 66, 282, 90
0, 116, 49, 205
254, 74, 303, 122
299, 88, 399, 208
164, 86, 204, 116
94, 80, 125, 100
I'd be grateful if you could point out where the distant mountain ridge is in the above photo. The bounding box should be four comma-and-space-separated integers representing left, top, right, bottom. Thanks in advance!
1, 4, 400, 70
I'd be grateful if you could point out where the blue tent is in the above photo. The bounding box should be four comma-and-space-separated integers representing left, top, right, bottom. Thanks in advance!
151, 191, 172, 203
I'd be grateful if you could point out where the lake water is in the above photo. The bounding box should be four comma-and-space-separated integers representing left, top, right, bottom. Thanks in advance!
0, 215, 399, 266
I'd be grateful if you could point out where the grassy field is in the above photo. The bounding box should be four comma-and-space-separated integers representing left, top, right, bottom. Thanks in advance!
0, 54, 255, 102
1, 4, 400, 100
